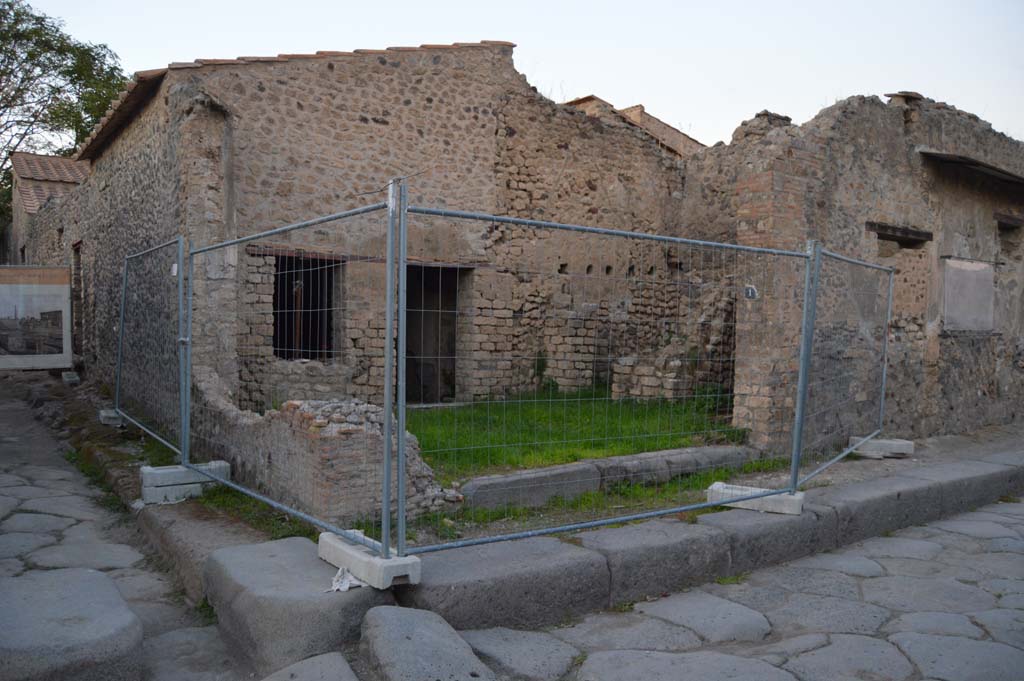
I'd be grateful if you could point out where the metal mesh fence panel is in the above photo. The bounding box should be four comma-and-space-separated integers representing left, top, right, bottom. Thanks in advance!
186, 203, 398, 550
398, 209, 811, 553
797, 249, 893, 483
116, 238, 183, 452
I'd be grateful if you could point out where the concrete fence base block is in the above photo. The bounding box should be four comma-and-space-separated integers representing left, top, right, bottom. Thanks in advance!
850, 437, 915, 456
61, 371, 81, 387
141, 461, 230, 488
318, 532, 420, 589
141, 483, 204, 504
706, 483, 804, 515
204, 537, 394, 675
99, 409, 124, 427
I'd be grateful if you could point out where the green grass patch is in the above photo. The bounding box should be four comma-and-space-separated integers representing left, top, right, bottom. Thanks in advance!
197, 485, 319, 541
999, 495, 1021, 504
65, 448, 105, 486
195, 598, 217, 625
407, 385, 747, 482
141, 437, 178, 467
715, 573, 748, 585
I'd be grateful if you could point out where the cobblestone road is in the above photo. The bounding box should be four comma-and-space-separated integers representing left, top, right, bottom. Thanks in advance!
515, 501, 1024, 680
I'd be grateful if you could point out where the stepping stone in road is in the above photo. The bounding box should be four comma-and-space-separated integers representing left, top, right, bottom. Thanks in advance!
635, 589, 771, 643
0, 567, 143, 681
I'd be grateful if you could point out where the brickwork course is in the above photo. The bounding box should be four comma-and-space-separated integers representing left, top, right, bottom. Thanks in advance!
7, 42, 1024, 523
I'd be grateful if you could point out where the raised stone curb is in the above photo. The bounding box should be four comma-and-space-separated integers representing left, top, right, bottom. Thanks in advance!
577, 518, 730, 605
461, 446, 756, 509
136, 502, 267, 603
901, 460, 1023, 516
396, 536, 609, 629
204, 537, 394, 675
360, 606, 495, 681
804, 475, 943, 544
0, 567, 144, 681
696, 503, 838, 574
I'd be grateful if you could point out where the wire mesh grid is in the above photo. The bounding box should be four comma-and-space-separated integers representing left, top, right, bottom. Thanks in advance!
399, 211, 810, 552
797, 250, 893, 483
116, 239, 182, 452
187, 205, 394, 543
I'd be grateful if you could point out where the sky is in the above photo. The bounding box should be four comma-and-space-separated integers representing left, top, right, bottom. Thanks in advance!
32, 0, 1024, 145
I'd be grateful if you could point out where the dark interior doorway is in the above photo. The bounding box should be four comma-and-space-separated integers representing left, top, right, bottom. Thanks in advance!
273, 255, 336, 360
407, 265, 464, 403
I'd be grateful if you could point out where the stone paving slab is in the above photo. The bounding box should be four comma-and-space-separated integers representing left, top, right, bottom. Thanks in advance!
764, 593, 891, 635
890, 632, 1024, 681
141, 626, 241, 681
635, 589, 770, 643
787, 551, 884, 577
577, 650, 798, 681
549, 612, 701, 652
460, 627, 579, 681
1, 484, 74, 499
360, 606, 495, 681
20, 494, 110, 521
782, 634, 914, 681
27, 540, 145, 569
882, 612, 985, 638
0, 511, 77, 533
259, 652, 357, 681
0, 530, 57, 558
0, 567, 144, 681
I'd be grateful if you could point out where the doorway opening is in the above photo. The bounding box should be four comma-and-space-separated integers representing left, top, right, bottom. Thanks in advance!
406, 265, 469, 403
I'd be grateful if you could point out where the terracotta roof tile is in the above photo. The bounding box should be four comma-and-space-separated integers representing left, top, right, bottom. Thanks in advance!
10, 152, 89, 184
14, 177, 78, 214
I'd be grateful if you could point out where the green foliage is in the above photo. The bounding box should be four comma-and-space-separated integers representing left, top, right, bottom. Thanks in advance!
406, 385, 747, 483
197, 485, 319, 541
0, 0, 126, 222
715, 573, 748, 585
195, 598, 217, 625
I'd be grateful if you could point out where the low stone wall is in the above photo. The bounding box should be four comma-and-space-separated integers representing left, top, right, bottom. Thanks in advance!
191, 367, 445, 525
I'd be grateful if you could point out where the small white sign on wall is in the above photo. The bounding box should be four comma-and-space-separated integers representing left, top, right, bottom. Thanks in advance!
943, 258, 994, 332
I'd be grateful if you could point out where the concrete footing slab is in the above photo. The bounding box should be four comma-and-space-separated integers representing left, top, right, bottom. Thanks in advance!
396, 536, 609, 629
0, 568, 143, 681
141, 461, 230, 488
577, 519, 730, 605
203, 537, 394, 676
318, 532, 420, 589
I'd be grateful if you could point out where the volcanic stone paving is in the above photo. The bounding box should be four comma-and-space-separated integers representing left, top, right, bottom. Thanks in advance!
495, 503, 1024, 681
0, 395, 245, 681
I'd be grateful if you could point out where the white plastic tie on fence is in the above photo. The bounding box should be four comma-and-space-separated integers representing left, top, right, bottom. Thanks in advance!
707, 482, 804, 515
324, 566, 367, 593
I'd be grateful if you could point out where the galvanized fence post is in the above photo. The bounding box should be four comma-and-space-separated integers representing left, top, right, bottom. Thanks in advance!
877, 268, 895, 431
396, 179, 409, 556
176, 237, 187, 463
788, 239, 822, 492
114, 258, 129, 412
380, 180, 399, 558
